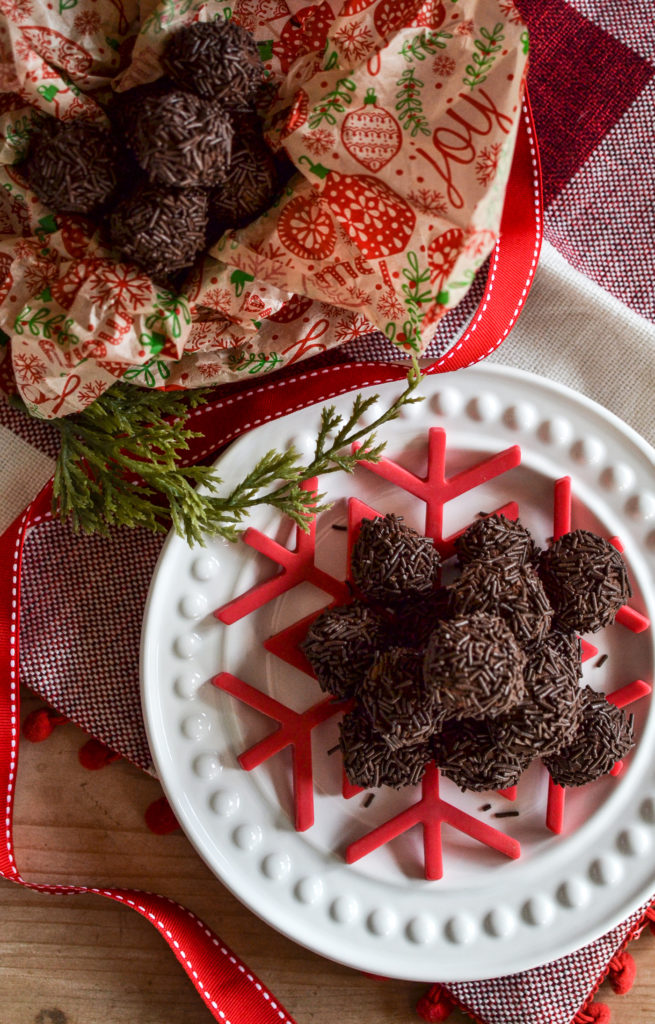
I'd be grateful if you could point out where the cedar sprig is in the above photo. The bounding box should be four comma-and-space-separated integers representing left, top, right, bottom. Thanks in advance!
49, 359, 424, 546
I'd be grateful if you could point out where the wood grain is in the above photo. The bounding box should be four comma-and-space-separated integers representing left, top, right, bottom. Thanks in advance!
2, 687, 652, 1024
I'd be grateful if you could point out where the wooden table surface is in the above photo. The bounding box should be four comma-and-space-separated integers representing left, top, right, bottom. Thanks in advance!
3, 686, 655, 1024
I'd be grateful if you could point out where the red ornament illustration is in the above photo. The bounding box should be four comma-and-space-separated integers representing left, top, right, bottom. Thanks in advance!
322, 171, 416, 259
374, 0, 424, 41
20, 27, 93, 77
410, 0, 446, 29
268, 294, 315, 324
0, 253, 13, 306
278, 193, 337, 261
342, 88, 402, 173
59, 216, 93, 259
280, 89, 309, 140
338, 0, 375, 15
427, 226, 463, 291
274, 3, 334, 74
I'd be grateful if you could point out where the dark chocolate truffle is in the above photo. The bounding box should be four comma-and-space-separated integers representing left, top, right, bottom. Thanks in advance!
351, 514, 441, 604
358, 647, 444, 750
109, 183, 208, 279
163, 21, 263, 109
492, 634, 584, 757
432, 717, 532, 792
23, 118, 120, 214
447, 558, 553, 648
543, 686, 635, 787
125, 88, 233, 187
207, 125, 277, 236
539, 530, 632, 633
301, 601, 388, 699
340, 707, 431, 789
423, 612, 526, 720
390, 587, 450, 650
454, 513, 539, 568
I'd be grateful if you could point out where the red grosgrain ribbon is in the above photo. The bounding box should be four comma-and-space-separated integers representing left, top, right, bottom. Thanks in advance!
181, 93, 542, 464
0, 91, 541, 1024
0, 484, 298, 1024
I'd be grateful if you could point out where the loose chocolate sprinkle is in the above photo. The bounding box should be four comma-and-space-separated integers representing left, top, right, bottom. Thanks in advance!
326, 743, 340, 756
595, 653, 609, 668
124, 88, 233, 188
539, 529, 631, 633
493, 810, 519, 818
423, 612, 526, 721
351, 514, 441, 603
340, 708, 431, 789
479, 803, 492, 812
163, 21, 264, 108
455, 514, 539, 569
109, 183, 208, 280
544, 686, 635, 787
23, 119, 121, 214
447, 557, 553, 648
301, 601, 389, 699
363, 793, 375, 808
358, 647, 444, 750
331, 524, 348, 531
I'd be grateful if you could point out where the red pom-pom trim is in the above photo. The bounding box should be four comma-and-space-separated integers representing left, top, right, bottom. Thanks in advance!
573, 1001, 611, 1024
144, 796, 180, 835
416, 984, 454, 1022
78, 738, 122, 770
608, 950, 636, 994
22, 708, 68, 742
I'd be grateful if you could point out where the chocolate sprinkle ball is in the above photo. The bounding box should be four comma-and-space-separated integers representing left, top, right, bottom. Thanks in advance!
23, 119, 120, 214
351, 514, 441, 604
208, 125, 277, 237
391, 587, 450, 649
423, 612, 526, 721
163, 21, 263, 109
432, 718, 532, 792
340, 708, 431, 789
125, 88, 233, 188
358, 648, 444, 750
301, 602, 388, 699
455, 514, 539, 569
109, 183, 208, 279
539, 530, 631, 633
448, 558, 553, 648
544, 686, 635, 787
493, 636, 584, 757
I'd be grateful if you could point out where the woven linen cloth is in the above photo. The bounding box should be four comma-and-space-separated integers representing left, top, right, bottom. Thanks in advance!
3, 1, 655, 1022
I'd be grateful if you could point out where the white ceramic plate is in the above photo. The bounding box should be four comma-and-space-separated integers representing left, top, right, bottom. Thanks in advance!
141, 364, 655, 981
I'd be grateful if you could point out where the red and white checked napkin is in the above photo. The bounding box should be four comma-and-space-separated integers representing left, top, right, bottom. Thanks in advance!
2, 1, 655, 1022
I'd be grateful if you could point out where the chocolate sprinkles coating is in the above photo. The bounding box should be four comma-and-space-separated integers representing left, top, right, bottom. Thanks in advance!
163, 21, 263, 108
351, 514, 441, 603
358, 647, 445, 750
109, 183, 208, 279
23, 118, 121, 214
454, 514, 539, 568
544, 686, 635, 786
390, 587, 451, 649
124, 88, 233, 188
492, 634, 584, 757
340, 707, 431, 789
301, 601, 389, 699
447, 558, 553, 648
432, 717, 532, 792
539, 529, 631, 633
208, 121, 278, 238
423, 612, 526, 721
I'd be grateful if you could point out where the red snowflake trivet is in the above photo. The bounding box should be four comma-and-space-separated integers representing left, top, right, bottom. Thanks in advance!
213, 434, 652, 879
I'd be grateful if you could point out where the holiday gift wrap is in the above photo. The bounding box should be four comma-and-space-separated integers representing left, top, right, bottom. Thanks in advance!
0, 0, 528, 417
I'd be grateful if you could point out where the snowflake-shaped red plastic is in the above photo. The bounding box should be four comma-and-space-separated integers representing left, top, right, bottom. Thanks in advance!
213, 433, 652, 879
